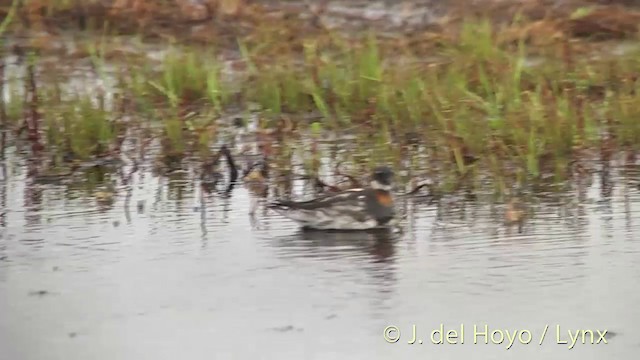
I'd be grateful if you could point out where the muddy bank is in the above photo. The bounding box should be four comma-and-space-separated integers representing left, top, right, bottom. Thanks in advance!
2, 0, 640, 47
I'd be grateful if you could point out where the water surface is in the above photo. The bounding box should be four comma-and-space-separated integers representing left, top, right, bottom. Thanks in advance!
1, 151, 639, 360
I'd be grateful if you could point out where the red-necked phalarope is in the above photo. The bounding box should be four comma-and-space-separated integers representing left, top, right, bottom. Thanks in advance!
268, 166, 396, 230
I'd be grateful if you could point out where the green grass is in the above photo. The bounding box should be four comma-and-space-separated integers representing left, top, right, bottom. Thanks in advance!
4, 15, 640, 195
43, 95, 115, 160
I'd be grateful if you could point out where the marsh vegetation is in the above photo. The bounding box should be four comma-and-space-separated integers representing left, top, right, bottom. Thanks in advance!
1, 0, 640, 207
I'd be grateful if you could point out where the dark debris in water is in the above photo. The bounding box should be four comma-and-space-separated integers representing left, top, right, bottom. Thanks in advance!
28, 290, 51, 297
270, 325, 304, 333
137, 200, 145, 214
232, 117, 245, 128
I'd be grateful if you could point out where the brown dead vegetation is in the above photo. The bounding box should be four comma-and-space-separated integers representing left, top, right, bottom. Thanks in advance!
0, 0, 638, 49
443, 0, 640, 44
567, 6, 640, 39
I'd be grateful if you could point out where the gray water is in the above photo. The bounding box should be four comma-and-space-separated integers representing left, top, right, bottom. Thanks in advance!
1, 149, 640, 360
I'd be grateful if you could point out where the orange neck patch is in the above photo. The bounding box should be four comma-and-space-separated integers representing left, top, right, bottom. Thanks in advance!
375, 191, 394, 206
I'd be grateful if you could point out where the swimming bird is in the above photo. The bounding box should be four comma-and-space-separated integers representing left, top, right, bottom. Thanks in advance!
267, 166, 396, 231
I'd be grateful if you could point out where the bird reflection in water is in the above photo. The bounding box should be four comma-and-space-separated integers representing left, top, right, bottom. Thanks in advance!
276, 227, 398, 264
272, 228, 399, 312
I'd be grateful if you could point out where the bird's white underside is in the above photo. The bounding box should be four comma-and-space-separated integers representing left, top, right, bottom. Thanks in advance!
277, 209, 379, 230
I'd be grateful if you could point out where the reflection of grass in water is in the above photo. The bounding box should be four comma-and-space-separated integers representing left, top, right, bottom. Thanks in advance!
3, 85, 23, 126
